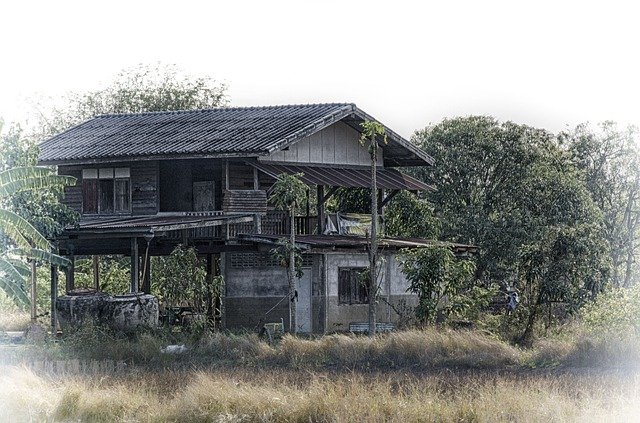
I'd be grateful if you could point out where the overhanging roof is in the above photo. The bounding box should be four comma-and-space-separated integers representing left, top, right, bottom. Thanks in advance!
60, 213, 254, 237
238, 234, 478, 255
38, 103, 434, 167
250, 162, 435, 191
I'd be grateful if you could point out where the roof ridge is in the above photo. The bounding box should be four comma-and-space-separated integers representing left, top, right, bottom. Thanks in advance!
97, 102, 355, 118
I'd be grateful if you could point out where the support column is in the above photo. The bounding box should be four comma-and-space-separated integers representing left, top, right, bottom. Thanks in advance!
305, 188, 311, 234
219, 252, 226, 330
316, 185, 325, 234
30, 261, 37, 324
253, 213, 262, 234
224, 160, 230, 240
65, 254, 75, 293
130, 237, 139, 293
92, 255, 100, 291
141, 255, 151, 294
253, 167, 259, 190
50, 265, 58, 331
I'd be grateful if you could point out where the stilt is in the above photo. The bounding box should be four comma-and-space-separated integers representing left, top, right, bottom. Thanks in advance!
92, 255, 100, 291
316, 185, 325, 234
30, 261, 36, 323
130, 237, 139, 293
66, 254, 75, 293
50, 265, 58, 331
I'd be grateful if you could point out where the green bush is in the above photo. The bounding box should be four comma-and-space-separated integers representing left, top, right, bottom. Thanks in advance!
580, 284, 640, 338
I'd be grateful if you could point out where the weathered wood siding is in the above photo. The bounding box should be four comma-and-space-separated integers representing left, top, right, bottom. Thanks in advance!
260, 121, 383, 166
58, 161, 159, 217
131, 161, 158, 215
58, 166, 82, 213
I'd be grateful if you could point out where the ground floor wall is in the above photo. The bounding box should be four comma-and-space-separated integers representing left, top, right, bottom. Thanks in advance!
223, 250, 417, 334
323, 252, 417, 332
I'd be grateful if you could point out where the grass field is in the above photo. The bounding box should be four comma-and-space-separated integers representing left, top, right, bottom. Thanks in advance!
1, 325, 639, 422
1, 366, 639, 422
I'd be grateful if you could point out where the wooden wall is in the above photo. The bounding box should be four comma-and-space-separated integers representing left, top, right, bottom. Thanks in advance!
58, 161, 159, 217
260, 121, 383, 167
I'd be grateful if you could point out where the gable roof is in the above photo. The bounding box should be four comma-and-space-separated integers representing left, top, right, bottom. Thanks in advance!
38, 103, 433, 167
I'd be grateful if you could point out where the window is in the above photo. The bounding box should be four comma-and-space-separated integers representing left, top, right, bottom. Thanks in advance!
82, 168, 131, 214
338, 267, 368, 305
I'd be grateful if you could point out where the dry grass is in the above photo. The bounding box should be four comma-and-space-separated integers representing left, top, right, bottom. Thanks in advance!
0, 311, 30, 332
1, 366, 639, 422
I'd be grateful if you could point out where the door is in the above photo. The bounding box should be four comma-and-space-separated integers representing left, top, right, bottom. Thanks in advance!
295, 270, 312, 333
193, 181, 215, 211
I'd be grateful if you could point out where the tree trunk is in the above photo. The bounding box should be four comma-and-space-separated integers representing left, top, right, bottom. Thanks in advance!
289, 209, 297, 334
369, 141, 378, 337
519, 291, 542, 347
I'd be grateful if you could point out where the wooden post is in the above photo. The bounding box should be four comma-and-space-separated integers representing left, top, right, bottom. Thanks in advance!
219, 252, 226, 330
224, 160, 230, 239
253, 167, 259, 190
130, 237, 139, 293
66, 254, 75, 293
369, 141, 378, 337
305, 188, 311, 235
316, 185, 325, 234
50, 265, 58, 331
92, 255, 100, 291
141, 255, 151, 294
253, 213, 262, 234
30, 261, 37, 324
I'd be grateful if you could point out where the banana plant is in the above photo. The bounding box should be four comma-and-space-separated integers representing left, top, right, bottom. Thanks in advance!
0, 166, 76, 308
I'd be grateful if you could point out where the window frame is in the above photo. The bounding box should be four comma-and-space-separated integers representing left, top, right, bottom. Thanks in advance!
338, 267, 369, 305
82, 167, 132, 215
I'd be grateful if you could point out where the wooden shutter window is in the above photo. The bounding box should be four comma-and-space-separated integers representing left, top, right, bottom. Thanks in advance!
339, 269, 351, 304
82, 179, 98, 214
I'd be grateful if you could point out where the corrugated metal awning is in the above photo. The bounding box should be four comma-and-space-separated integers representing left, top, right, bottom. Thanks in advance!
63, 212, 254, 236
250, 162, 434, 191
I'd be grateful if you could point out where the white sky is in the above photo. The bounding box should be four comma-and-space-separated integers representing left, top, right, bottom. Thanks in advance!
1, 0, 638, 139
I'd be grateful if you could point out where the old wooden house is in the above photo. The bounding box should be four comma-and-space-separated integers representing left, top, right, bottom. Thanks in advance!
39, 103, 474, 333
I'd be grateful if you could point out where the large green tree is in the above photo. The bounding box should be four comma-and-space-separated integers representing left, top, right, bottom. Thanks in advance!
35, 63, 229, 139
563, 122, 640, 288
412, 116, 610, 344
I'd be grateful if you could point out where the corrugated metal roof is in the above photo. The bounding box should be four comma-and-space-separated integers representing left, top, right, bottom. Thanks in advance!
66, 213, 254, 234
250, 162, 435, 191
238, 234, 478, 254
38, 103, 434, 167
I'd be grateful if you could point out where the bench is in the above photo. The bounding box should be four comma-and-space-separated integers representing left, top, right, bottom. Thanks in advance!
349, 322, 395, 334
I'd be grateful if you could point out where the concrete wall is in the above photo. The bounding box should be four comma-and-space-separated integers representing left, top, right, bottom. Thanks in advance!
223, 250, 417, 334
324, 252, 417, 332
260, 121, 383, 167
224, 252, 319, 332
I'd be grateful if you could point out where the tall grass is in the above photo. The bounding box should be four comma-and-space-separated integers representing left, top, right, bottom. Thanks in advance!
1, 366, 638, 422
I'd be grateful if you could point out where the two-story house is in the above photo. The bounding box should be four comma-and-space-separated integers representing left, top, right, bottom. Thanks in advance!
39, 103, 475, 333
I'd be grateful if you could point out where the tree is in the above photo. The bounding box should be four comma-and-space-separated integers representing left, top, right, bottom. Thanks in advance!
384, 191, 440, 239
400, 246, 476, 324
359, 121, 387, 337
0, 165, 75, 308
34, 63, 229, 139
412, 116, 610, 344
563, 122, 640, 288
269, 173, 308, 334
0, 122, 78, 239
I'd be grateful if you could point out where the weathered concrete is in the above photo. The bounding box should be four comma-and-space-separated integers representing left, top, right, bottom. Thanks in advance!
102, 293, 159, 331
56, 290, 110, 330
56, 290, 158, 332
324, 252, 417, 332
